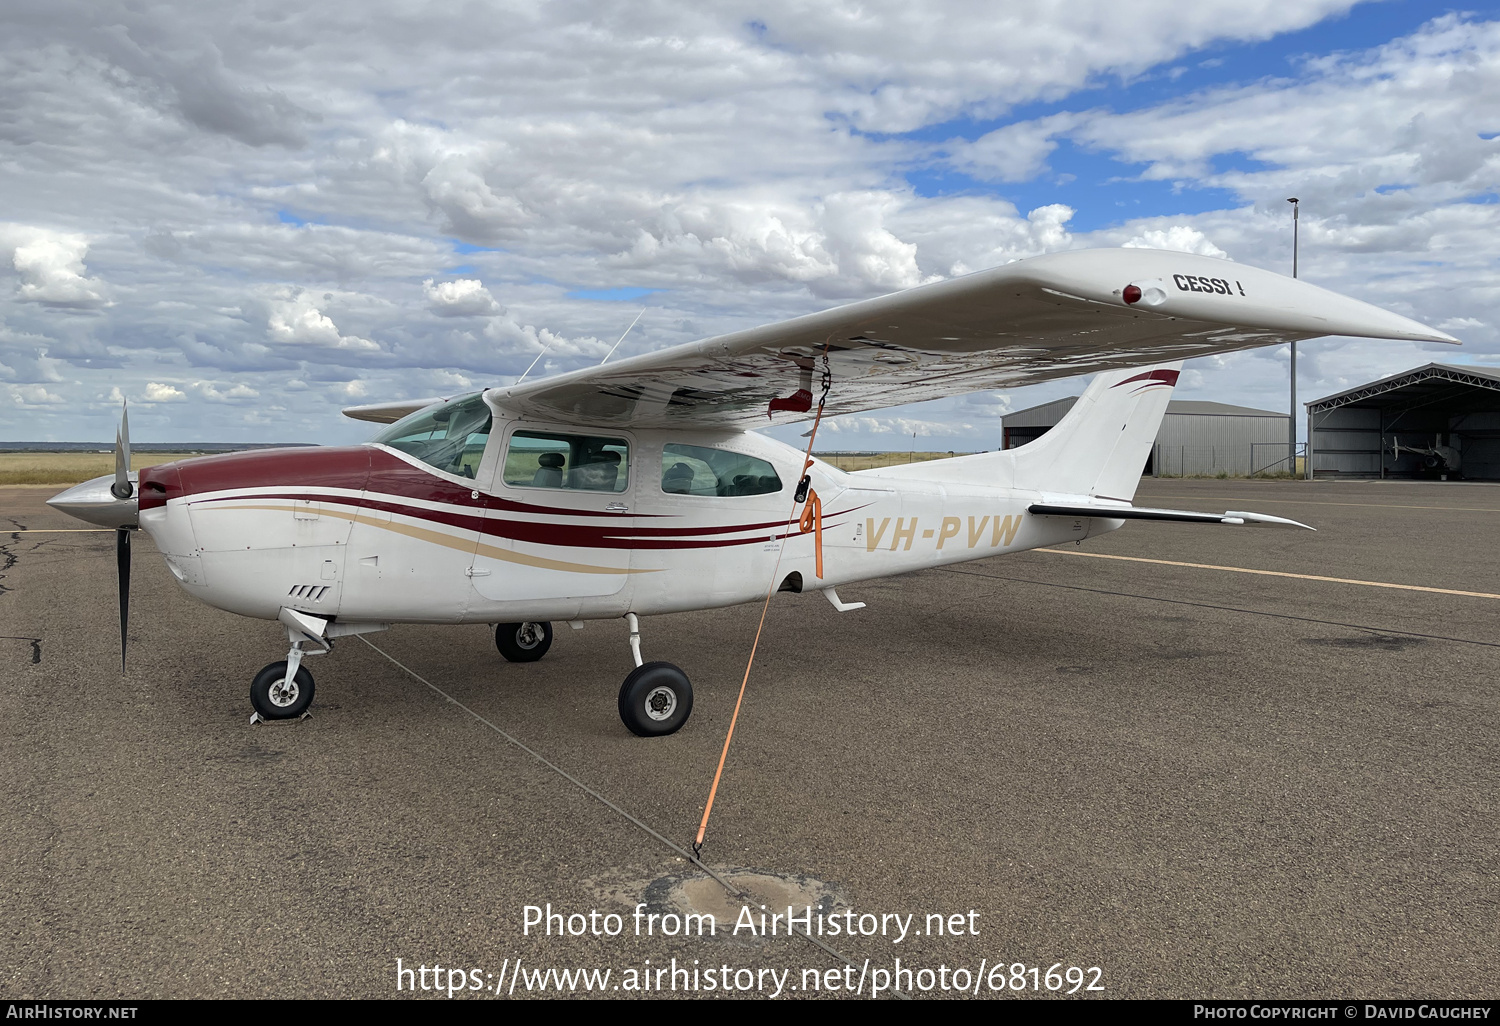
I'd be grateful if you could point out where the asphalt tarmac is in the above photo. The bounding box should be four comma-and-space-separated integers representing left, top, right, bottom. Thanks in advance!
2, 477, 1497, 1000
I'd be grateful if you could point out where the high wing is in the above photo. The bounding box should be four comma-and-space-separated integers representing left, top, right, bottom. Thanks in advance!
471, 248, 1454, 430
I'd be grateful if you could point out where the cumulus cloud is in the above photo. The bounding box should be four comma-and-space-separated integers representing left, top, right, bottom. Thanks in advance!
192, 380, 259, 401
10, 384, 66, 406
1123, 226, 1229, 258
265, 289, 380, 351
424, 278, 503, 317
143, 382, 186, 402
428, 369, 474, 390
0, 225, 109, 308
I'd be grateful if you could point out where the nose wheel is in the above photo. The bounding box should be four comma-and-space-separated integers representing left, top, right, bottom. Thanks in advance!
251, 660, 315, 720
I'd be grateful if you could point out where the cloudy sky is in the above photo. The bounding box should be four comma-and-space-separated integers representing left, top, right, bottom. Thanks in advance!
2, 0, 1497, 449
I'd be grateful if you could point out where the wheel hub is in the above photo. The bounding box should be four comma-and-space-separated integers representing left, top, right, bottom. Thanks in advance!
643, 685, 677, 721
516, 622, 541, 649
269, 677, 300, 707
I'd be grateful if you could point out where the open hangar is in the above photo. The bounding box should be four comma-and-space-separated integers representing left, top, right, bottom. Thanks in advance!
1002, 397, 1291, 476
1307, 363, 1500, 480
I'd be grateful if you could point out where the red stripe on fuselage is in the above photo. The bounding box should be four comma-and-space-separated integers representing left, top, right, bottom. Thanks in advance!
157, 443, 862, 552
153, 445, 653, 518
214, 491, 796, 549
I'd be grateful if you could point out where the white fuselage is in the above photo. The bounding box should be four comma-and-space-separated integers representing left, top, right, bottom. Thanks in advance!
137, 412, 1115, 626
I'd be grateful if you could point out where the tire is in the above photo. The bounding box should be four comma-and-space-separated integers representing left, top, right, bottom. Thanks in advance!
496, 621, 553, 662
250, 661, 315, 719
617, 661, 693, 737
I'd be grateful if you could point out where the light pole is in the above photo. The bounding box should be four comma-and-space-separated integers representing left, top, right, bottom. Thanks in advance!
1287, 197, 1299, 475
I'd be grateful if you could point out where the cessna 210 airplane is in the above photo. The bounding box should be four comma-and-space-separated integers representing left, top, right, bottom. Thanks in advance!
48, 248, 1455, 735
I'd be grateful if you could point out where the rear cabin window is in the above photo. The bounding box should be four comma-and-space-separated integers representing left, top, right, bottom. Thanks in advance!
371, 393, 492, 479
503, 431, 630, 493
660, 443, 782, 497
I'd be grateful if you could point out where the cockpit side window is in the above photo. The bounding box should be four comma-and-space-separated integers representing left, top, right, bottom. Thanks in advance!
661, 443, 782, 497
371, 393, 492, 479
503, 430, 630, 493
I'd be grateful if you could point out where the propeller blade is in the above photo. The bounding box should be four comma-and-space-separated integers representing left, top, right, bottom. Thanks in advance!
113, 402, 132, 499
116, 527, 131, 671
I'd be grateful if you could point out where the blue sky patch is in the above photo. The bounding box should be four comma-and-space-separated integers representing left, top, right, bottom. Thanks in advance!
566, 286, 659, 301
878, 0, 1494, 230
904, 140, 1244, 231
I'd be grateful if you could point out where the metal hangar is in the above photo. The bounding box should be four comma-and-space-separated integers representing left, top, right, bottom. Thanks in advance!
1306, 363, 1500, 480
1001, 397, 1291, 476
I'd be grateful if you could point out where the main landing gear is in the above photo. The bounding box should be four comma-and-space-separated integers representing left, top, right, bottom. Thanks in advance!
491, 613, 693, 735
617, 613, 693, 737
246, 608, 692, 737
495, 621, 553, 662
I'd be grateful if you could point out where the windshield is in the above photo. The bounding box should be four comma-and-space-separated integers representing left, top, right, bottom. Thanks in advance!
371, 392, 492, 479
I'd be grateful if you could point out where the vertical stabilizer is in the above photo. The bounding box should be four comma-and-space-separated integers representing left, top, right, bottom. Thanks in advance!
850, 362, 1182, 501
1007, 363, 1181, 500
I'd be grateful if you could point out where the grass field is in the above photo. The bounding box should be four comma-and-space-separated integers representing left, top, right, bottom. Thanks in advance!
0, 453, 203, 486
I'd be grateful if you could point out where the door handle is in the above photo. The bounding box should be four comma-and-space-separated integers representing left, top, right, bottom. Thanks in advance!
604, 503, 629, 512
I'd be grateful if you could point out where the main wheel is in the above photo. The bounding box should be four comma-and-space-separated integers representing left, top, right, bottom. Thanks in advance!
250, 661, 315, 719
618, 661, 693, 737
495, 621, 553, 662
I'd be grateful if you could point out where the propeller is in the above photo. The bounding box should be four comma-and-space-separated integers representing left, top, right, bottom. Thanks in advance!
111, 403, 132, 671
116, 521, 130, 671
44, 401, 139, 670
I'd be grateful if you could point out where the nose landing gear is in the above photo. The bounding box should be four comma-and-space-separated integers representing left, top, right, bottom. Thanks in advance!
248, 608, 390, 724
250, 660, 315, 720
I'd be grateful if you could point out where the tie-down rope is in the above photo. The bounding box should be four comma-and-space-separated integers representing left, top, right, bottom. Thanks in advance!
693, 351, 832, 857
356, 632, 907, 997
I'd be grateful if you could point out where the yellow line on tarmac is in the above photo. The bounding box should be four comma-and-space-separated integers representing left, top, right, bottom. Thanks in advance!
1037, 547, 1500, 600
1144, 494, 1500, 514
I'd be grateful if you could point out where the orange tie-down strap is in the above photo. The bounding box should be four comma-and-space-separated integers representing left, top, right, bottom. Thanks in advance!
694, 369, 831, 856
798, 487, 823, 580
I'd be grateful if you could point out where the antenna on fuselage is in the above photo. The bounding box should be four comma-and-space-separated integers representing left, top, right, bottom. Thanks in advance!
514, 342, 552, 386
599, 307, 646, 365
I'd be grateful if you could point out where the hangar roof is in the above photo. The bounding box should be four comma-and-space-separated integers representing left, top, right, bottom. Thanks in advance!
1307, 363, 1500, 415
1004, 396, 1284, 428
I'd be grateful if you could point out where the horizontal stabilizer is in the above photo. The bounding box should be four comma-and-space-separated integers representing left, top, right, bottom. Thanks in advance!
1029, 503, 1314, 530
